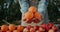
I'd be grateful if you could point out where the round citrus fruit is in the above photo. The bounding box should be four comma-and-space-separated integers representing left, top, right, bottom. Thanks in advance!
9, 24, 16, 31
1, 25, 8, 31
34, 12, 42, 21
0, 30, 2, 32
6, 30, 11, 32
28, 6, 37, 13
17, 25, 24, 31
13, 30, 20, 32
24, 12, 33, 20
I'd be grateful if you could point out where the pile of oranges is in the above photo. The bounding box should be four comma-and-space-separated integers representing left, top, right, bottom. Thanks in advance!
23, 6, 42, 23
0, 23, 59, 32
0, 24, 24, 32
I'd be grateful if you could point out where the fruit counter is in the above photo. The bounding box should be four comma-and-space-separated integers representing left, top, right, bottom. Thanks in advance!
22, 6, 43, 26
0, 6, 60, 32
0, 0, 60, 32
0, 23, 60, 32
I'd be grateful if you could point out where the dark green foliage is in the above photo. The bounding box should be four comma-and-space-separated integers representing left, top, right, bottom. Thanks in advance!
47, 0, 60, 23
0, 0, 22, 25
0, 0, 60, 25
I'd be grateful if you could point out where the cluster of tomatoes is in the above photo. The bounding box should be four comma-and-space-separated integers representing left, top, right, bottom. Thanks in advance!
0, 22, 60, 32
23, 22, 60, 32
23, 6, 42, 24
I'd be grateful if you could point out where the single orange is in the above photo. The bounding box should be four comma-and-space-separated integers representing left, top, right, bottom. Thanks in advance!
34, 12, 42, 21
13, 30, 20, 32
9, 24, 16, 31
28, 6, 37, 13
17, 25, 24, 31
1, 25, 8, 31
24, 12, 33, 20
0, 30, 2, 32
6, 30, 11, 32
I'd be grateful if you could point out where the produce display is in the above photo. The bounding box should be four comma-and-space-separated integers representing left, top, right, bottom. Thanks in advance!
23, 6, 42, 24
0, 22, 60, 32
0, 0, 60, 32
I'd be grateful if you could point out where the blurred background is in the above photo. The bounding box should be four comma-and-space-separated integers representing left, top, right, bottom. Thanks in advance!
0, 0, 60, 26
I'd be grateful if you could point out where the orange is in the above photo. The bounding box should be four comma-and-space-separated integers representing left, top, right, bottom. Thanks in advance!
0, 30, 2, 32
6, 30, 11, 32
28, 6, 37, 13
17, 25, 24, 31
9, 24, 16, 31
24, 12, 33, 20
34, 12, 42, 21
13, 30, 20, 32
1, 25, 8, 31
